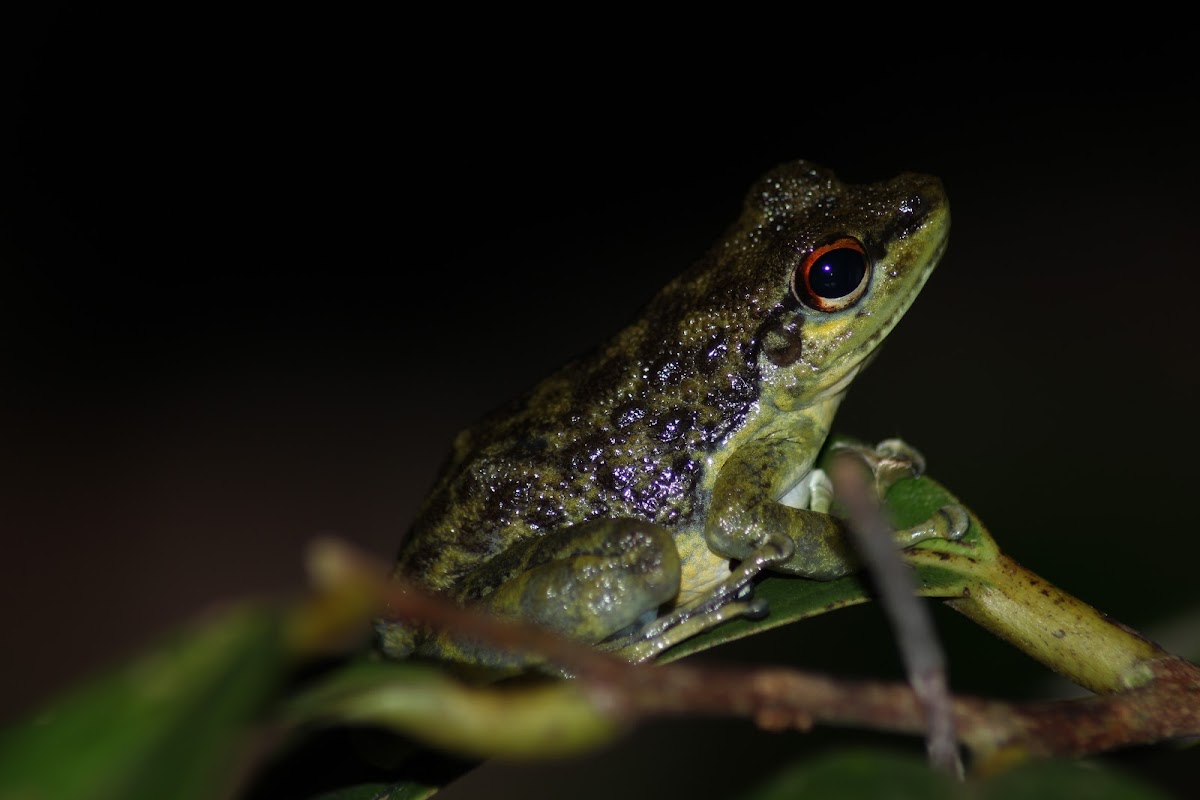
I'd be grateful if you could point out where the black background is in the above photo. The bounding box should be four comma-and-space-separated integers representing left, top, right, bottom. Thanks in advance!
4, 7, 1200, 798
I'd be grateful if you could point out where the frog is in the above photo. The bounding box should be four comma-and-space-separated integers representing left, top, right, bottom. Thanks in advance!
377, 159, 968, 669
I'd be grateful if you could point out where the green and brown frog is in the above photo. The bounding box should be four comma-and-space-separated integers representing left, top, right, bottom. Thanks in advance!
377, 160, 966, 668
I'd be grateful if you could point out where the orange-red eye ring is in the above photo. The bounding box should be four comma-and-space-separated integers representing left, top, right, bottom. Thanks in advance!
791, 236, 871, 312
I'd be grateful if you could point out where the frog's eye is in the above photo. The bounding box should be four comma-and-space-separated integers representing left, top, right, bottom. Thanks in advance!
792, 236, 871, 312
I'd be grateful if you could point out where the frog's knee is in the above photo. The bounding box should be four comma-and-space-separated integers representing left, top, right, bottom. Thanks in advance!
374, 620, 417, 660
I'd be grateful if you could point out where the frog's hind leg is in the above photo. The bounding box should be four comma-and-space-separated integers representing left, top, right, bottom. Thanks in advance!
441, 518, 683, 669
598, 532, 793, 661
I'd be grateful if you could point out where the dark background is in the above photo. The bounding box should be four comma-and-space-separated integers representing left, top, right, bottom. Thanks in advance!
4, 7, 1200, 798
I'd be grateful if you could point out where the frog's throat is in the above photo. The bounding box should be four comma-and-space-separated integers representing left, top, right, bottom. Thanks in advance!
784, 228, 946, 409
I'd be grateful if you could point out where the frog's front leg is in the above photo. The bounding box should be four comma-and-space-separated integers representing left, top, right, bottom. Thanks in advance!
618, 439, 967, 660
405, 518, 684, 669
705, 438, 968, 584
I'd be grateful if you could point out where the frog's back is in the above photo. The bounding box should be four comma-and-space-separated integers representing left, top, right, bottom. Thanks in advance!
393, 265, 768, 592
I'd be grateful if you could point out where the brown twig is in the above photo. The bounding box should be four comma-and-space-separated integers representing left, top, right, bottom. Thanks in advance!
311, 538, 1200, 773
587, 653, 1200, 772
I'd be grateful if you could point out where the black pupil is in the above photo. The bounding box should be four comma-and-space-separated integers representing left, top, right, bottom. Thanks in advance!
809, 247, 867, 299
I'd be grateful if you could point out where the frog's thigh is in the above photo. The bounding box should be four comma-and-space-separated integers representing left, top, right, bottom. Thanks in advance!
710, 489, 855, 580
481, 518, 681, 644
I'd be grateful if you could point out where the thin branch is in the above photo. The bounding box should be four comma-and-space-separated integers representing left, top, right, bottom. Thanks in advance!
829, 451, 961, 776
311, 538, 1200, 771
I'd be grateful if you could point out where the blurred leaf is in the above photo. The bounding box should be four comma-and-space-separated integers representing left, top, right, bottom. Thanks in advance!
310, 782, 437, 800
283, 659, 624, 761
978, 759, 1175, 800
741, 750, 1172, 800
740, 750, 958, 800
0, 604, 284, 800
660, 474, 994, 663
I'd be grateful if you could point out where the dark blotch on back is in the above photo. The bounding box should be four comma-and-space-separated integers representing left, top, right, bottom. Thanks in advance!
396, 247, 768, 589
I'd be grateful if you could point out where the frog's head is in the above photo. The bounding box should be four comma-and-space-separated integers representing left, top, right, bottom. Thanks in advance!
738, 161, 949, 411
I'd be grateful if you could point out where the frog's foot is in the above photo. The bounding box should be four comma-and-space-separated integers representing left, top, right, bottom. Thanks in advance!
893, 503, 970, 547
600, 533, 795, 662
830, 437, 926, 496
827, 439, 968, 547
631, 534, 794, 644
612, 596, 771, 663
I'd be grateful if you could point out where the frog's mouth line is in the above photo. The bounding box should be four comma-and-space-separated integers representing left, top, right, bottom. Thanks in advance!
810, 360, 866, 403
856, 226, 948, 355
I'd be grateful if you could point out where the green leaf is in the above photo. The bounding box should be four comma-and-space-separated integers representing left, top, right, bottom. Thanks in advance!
659, 474, 994, 663
0, 604, 284, 800
283, 659, 624, 761
978, 760, 1175, 800
740, 750, 1172, 800
740, 750, 959, 800
310, 782, 438, 800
